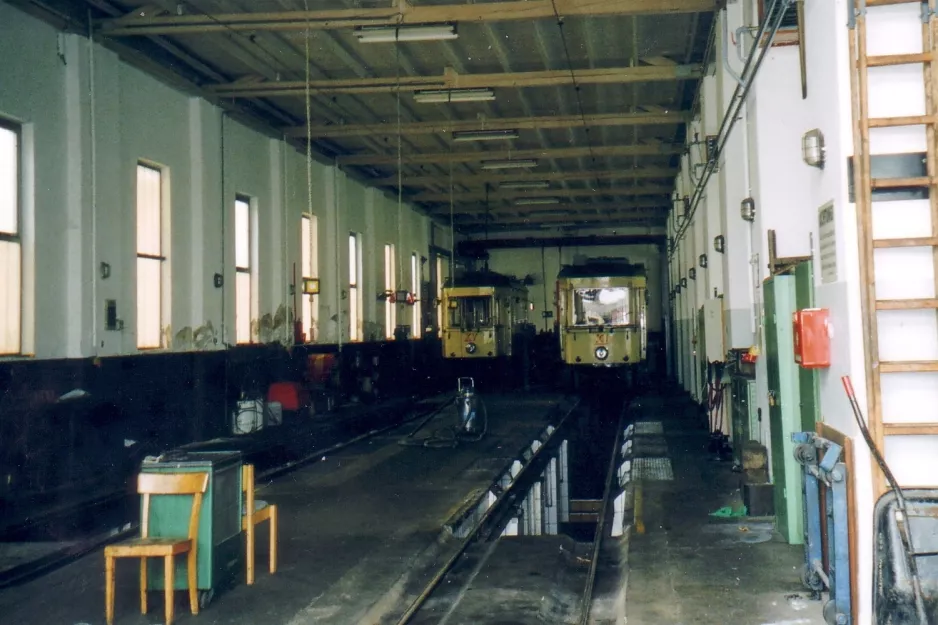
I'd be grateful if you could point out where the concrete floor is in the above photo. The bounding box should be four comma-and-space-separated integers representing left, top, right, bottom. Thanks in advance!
0, 393, 567, 625
623, 394, 826, 625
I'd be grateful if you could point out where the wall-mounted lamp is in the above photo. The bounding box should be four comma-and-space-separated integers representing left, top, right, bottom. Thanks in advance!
302, 278, 320, 295
680, 277, 688, 288
741, 197, 756, 222
100, 262, 111, 280
802, 129, 826, 169
688, 268, 696, 280
699, 254, 708, 268
714, 235, 725, 253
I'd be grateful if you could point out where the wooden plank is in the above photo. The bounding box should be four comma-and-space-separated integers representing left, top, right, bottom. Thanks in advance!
286, 112, 689, 139
815, 423, 858, 625
414, 185, 673, 203
867, 52, 933, 67
879, 360, 938, 373
97, 0, 718, 36
337, 143, 681, 166
868, 115, 938, 128
373, 167, 678, 187
883, 422, 938, 435
211, 65, 701, 98
875, 298, 938, 310
870, 176, 934, 188
873, 236, 938, 248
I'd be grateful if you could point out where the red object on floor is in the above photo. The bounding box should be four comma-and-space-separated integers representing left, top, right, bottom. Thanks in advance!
267, 382, 309, 411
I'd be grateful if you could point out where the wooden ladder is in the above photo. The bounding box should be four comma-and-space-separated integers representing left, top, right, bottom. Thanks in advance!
850, 0, 938, 497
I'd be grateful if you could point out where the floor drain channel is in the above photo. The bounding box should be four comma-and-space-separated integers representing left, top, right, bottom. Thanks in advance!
632, 457, 673, 481
633, 421, 663, 435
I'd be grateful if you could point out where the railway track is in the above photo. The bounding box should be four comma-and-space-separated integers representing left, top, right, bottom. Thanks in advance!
389, 393, 630, 625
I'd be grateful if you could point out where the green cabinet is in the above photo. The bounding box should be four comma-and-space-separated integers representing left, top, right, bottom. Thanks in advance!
764, 275, 804, 545
140, 451, 243, 592
794, 261, 820, 432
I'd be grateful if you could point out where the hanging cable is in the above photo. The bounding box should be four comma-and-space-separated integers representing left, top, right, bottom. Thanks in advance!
396, 39, 404, 292
449, 154, 455, 284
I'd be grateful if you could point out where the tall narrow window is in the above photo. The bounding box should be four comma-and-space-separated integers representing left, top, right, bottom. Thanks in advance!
0, 122, 21, 355
235, 195, 253, 344
384, 243, 396, 339
301, 214, 318, 341
435, 255, 445, 336
349, 232, 362, 341
136, 163, 165, 349
411, 252, 421, 338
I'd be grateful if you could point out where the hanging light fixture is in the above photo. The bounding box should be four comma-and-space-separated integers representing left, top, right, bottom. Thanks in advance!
355, 24, 458, 43
414, 88, 495, 103
481, 159, 538, 170
452, 129, 520, 142
498, 180, 550, 190
514, 197, 564, 206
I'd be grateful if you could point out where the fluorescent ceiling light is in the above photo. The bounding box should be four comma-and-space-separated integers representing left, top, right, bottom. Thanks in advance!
355, 24, 458, 43
480, 159, 538, 170
499, 180, 551, 190
452, 129, 520, 142
514, 197, 564, 206
414, 88, 495, 103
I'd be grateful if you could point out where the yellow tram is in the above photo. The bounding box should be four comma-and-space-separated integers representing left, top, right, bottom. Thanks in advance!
556, 260, 648, 368
441, 271, 532, 360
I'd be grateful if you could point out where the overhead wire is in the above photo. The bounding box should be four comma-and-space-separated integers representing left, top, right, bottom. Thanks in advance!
549, 0, 602, 192
668, 0, 795, 259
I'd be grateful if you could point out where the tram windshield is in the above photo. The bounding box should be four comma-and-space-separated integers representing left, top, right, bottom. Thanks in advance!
448, 296, 494, 330
571, 287, 632, 326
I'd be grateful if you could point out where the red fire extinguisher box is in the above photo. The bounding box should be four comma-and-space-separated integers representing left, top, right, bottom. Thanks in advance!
792, 308, 831, 368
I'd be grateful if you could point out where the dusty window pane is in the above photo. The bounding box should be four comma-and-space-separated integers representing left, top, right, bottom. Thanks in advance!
385, 244, 395, 339
236, 271, 251, 344
136, 165, 161, 256
235, 198, 250, 269
136, 257, 162, 348
0, 127, 17, 235
411, 253, 421, 338
0, 240, 21, 354
572, 288, 631, 326
348, 234, 357, 283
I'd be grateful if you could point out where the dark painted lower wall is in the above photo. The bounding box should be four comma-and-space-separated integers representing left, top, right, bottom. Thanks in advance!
0, 338, 447, 530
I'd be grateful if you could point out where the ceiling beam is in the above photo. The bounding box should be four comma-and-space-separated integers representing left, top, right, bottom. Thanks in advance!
437, 201, 669, 215
337, 143, 681, 166
415, 186, 673, 203
373, 167, 678, 187
288, 111, 688, 139
210, 64, 701, 98
456, 234, 666, 250
97, 0, 717, 36
459, 214, 664, 226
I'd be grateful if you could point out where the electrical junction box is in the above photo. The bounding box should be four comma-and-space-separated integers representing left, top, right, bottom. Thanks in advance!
702, 298, 726, 362
792, 308, 831, 368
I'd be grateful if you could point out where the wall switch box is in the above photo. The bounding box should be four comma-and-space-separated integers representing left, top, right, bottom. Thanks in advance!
702, 298, 725, 362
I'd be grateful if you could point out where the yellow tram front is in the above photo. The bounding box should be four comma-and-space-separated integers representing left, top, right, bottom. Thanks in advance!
558, 271, 647, 367
442, 285, 504, 359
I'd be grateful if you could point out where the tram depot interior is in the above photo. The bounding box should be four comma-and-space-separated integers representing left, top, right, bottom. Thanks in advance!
1, 0, 938, 624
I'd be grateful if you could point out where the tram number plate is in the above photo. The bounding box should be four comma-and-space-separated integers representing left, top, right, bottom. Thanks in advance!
594, 334, 607, 346
465, 332, 477, 342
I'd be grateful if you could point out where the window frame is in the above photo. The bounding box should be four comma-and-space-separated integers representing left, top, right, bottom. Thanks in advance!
411, 252, 421, 338
757, 0, 800, 46
301, 213, 318, 342
135, 161, 167, 350
0, 119, 22, 356
235, 194, 254, 345
384, 243, 396, 339
349, 232, 362, 342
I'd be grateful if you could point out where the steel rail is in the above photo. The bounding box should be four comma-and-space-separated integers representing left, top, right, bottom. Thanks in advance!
394, 398, 582, 625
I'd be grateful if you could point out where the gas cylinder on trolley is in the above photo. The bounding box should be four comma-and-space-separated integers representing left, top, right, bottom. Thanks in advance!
456, 377, 483, 436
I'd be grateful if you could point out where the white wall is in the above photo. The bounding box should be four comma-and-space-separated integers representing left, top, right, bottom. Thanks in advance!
0, 3, 433, 359
665, 0, 938, 622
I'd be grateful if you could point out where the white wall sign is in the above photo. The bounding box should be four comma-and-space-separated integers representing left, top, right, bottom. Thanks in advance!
818, 202, 837, 283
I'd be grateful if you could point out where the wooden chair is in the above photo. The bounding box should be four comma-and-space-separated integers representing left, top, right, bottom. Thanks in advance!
242, 463, 278, 584
104, 471, 209, 625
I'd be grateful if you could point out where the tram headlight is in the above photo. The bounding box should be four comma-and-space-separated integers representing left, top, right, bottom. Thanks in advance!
466, 342, 477, 354
594, 346, 609, 361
